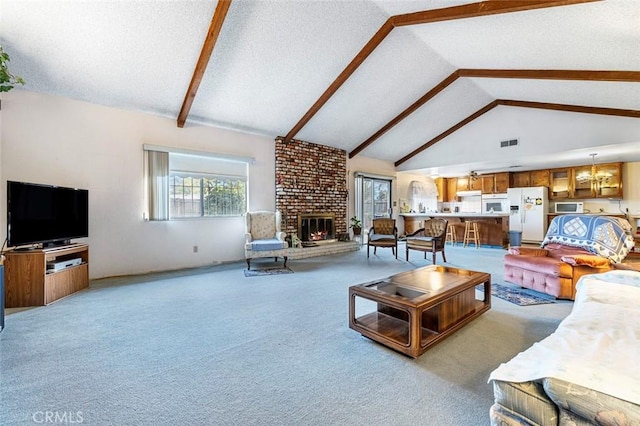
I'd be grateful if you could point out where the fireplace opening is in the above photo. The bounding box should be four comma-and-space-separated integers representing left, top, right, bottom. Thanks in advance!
298, 213, 336, 243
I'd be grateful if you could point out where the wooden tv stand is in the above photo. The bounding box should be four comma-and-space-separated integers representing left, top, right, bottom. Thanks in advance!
4, 244, 89, 307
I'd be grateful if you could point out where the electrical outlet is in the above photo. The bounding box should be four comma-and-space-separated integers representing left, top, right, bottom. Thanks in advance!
193, 245, 198, 253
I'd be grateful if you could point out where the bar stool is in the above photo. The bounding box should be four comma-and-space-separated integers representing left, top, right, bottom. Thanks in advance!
463, 221, 480, 249
445, 223, 457, 246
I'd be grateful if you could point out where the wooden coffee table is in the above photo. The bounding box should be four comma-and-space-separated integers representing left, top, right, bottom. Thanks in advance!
349, 265, 491, 358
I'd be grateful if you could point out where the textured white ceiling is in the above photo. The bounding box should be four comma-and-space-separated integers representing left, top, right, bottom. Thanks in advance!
2, 0, 639, 176
297, 26, 462, 151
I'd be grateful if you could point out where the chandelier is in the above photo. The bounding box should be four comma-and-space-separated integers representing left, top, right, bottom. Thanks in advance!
575, 153, 612, 184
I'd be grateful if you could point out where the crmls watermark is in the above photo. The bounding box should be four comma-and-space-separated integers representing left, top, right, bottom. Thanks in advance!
32, 411, 84, 424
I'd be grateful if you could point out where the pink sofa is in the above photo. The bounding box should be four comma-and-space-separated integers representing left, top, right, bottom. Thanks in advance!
504, 214, 635, 300
503, 244, 613, 300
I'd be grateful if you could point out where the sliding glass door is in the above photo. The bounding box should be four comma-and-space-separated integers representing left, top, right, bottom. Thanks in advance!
355, 174, 392, 230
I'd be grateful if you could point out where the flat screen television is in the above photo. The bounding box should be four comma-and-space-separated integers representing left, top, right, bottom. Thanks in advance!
7, 181, 89, 248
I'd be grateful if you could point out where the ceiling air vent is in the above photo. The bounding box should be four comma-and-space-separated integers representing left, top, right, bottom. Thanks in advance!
500, 138, 519, 148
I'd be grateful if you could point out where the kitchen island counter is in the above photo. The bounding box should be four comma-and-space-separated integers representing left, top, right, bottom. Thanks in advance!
400, 213, 509, 248
400, 212, 509, 218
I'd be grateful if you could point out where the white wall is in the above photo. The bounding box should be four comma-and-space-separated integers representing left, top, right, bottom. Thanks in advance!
1, 90, 275, 278
395, 172, 440, 235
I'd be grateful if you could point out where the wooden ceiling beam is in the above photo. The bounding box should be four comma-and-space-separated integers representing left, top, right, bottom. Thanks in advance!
497, 99, 640, 118
284, 0, 598, 142
394, 99, 640, 167
394, 101, 499, 167
391, 0, 599, 27
177, 0, 232, 128
458, 69, 640, 82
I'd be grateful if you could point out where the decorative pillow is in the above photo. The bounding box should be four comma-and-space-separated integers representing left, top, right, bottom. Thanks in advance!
560, 255, 611, 268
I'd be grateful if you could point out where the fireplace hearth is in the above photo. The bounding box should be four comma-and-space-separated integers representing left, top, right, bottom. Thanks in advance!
298, 213, 336, 243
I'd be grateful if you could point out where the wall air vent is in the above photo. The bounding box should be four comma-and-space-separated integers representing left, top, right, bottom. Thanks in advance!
500, 138, 519, 148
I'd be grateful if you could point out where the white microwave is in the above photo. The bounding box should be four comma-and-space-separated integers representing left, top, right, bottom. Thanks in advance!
482, 196, 509, 213
555, 202, 584, 213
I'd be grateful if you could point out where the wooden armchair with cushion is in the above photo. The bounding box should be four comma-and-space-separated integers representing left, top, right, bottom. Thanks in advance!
405, 218, 448, 264
367, 218, 398, 258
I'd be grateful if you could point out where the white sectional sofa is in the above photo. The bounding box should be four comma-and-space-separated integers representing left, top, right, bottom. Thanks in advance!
488, 270, 640, 425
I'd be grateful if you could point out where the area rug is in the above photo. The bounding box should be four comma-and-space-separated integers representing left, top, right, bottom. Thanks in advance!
479, 283, 556, 306
244, 267, 293, 277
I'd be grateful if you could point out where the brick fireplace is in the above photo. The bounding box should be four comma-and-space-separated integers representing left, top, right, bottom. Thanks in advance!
275, 137, 347, 240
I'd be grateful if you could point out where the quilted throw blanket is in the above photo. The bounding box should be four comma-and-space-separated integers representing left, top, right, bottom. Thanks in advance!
542, 214, 634, 263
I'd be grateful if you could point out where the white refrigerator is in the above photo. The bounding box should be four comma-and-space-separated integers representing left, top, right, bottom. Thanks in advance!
507, 186, 549, 243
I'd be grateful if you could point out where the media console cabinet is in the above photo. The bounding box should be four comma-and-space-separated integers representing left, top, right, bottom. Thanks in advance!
4, 244, 89, 307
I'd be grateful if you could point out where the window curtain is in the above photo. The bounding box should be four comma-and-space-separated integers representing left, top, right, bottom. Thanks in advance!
146, 149, 169, 221
354, 174, 363, 225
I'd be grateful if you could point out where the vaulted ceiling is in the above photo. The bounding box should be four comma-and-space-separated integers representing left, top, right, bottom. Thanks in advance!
2, 0, 640, 177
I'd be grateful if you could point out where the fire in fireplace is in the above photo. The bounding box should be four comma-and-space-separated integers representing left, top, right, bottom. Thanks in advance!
298, 213, 336, 243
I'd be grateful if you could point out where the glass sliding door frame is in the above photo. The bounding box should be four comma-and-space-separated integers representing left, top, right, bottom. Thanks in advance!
355, 173, 393, 231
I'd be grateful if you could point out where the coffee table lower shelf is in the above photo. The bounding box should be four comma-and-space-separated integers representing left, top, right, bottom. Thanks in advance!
354, 311, 439, 346
352, 299, 489, 357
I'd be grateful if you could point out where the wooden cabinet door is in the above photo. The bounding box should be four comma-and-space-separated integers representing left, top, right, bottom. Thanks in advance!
530, 170, 550, 187
549, 168, 570, 199
572, 165, 594, 198
447, 178, 458, 202
494, 173, 509, 193
469, 177, 482, 191
510, 172, 530, 188
457, 177, 470, 192
435, 177, 445, 202
593, 162, 622, 198
481, 175, 495, 194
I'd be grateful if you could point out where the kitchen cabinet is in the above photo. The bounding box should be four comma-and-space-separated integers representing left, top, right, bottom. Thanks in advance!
494, 172, 510, 193
456, 175, 482, 192
480, 173, 509, 194
571, 165, 594, 198
446, 178, 458, 202
510, 170, 549, 188
510, 172, 530, 188
593, 162, 622, 198
435, 177, 446, 202
549, 162, 622, 199
505, 162, 621, 199
549, 168, 570, 199
571, 162, 623, 199
469, 176, 482, 191
530, 170, 550, 187
457, 177, 470, 192
481, 175, 495, 194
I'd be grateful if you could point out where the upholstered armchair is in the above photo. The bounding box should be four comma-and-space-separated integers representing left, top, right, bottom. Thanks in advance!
367, 218, 398, 258
244, 211, 289, 270
405, 218, 448, 264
